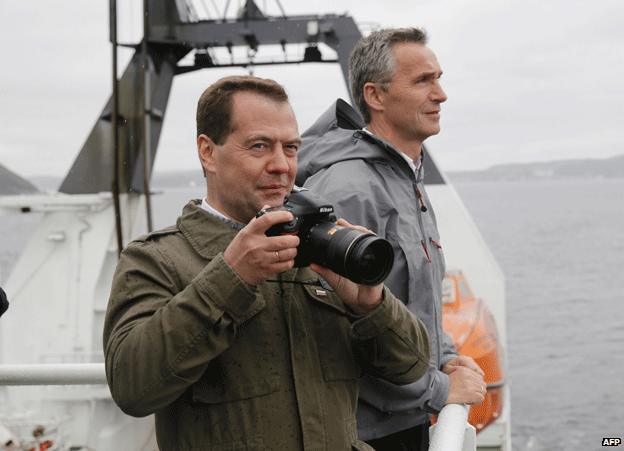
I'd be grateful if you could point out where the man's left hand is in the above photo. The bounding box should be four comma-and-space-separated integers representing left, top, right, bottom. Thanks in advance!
442, 355, 485, 377
309, 219, 383, 316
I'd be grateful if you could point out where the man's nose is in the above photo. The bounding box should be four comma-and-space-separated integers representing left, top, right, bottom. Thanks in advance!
267, 147, 291, 173
431, 80, 448, 103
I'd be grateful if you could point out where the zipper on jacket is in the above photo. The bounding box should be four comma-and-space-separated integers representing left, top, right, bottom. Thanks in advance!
414, 186, 428, 212
414, 184, 431, 264
413, 179, 442, 369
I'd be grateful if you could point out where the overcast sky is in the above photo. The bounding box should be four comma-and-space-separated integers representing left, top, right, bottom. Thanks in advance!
1, 0, 623, 178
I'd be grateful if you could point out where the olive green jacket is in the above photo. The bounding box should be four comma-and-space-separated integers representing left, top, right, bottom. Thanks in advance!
103, 201, 430, 451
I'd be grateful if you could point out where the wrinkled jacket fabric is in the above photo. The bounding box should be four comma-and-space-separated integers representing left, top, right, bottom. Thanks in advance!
297, 100, 457, 440
103, 200, 431, 450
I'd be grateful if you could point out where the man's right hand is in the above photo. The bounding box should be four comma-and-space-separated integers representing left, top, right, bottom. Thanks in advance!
445, 365, 487, 405
223, 207, 300, 285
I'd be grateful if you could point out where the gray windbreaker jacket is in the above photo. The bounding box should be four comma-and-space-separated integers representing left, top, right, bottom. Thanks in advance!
297, 100, 458, 439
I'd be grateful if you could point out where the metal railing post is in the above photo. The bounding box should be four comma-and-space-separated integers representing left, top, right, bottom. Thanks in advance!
428, 404, 476, 451
0, 364, 107, 386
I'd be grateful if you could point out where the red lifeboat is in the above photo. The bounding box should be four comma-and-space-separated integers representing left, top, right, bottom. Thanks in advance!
440, 270, 505, 432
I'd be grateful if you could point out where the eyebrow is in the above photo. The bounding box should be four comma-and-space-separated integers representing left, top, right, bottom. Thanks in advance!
418, 69, 443, 78
287, 137, 303, 146
244, 134, 302, 146
245, 134, 272, 143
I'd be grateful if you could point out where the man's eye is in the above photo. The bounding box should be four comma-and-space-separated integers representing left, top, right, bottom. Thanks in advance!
285, 144, 299, 153
251, 143, 267, 150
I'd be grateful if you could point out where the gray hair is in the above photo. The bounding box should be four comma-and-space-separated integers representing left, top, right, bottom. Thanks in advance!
349, 28, 428, 123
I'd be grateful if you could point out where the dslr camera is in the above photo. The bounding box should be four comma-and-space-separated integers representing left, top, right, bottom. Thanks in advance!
257, 187, 394, 285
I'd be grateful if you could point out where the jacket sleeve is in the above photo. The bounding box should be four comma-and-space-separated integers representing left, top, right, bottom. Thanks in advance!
350, 287, 431, 385
358, 366, 450, 414
440, 330, 459, 367
103, 241, 264, 417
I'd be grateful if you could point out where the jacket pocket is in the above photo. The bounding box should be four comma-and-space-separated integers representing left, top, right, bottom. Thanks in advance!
192, 368, 279, 404
429, 236, 446, 276
430, 237, 443, 252
192, 294, 281, 404
304, 285, 362, 382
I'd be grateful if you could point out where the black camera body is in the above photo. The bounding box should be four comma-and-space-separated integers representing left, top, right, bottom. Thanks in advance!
263, 188, 337, 267
257, 188, 394, 285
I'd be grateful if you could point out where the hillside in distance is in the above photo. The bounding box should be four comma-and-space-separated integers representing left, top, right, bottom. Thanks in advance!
0, 164, 38, 194
21, 153, 624, 192
448, 154, 624, 182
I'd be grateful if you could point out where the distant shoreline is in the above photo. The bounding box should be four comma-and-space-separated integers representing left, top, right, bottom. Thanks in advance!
448, 154, 624, 183
3, 154, 623, 193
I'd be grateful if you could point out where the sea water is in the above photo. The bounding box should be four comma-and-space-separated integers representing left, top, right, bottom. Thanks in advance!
1, 178, 623, 451
454, 178, 624, 451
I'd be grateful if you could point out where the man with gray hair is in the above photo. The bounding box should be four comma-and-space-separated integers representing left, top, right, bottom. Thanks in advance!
297, 28, 486, 450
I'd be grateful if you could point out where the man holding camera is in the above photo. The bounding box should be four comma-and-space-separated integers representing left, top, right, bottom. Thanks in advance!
103, 75, 431, 451
297, 29, 486, 450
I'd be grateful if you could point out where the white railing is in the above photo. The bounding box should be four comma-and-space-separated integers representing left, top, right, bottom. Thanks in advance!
429, 404, 476, 451
0, 364, 476, 451
0, 363, 106, 385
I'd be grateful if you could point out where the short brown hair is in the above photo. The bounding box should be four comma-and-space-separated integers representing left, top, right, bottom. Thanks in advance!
196, 75, 289, 144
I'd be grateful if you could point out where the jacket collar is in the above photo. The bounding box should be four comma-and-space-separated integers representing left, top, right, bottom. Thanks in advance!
177, 200, 240, 259
354, 129, 426, 183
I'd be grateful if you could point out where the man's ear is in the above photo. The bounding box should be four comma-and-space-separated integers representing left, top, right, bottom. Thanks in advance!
363, 81, 385, 116
197, 134, 217, 175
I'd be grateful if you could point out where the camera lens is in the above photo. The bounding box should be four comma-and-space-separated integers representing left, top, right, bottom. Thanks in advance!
345, 235, 394, 285
306, 223, 394, 285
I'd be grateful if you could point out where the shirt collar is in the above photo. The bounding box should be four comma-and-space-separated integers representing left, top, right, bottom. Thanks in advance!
200, 198, 245, 230
201, 198, 231, 221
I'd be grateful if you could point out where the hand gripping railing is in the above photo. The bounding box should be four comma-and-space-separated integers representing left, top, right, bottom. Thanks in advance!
0, 363, 107, 386
428, 404, 477, 451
